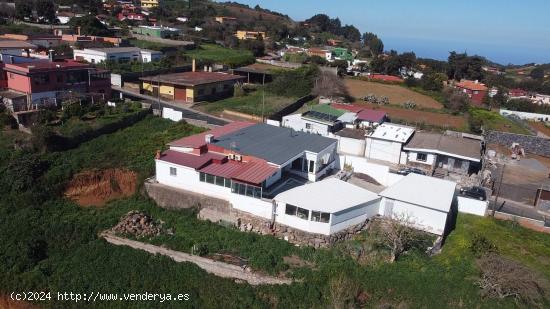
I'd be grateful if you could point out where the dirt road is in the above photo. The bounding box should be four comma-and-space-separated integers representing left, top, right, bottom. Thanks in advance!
101, 232, 293, 286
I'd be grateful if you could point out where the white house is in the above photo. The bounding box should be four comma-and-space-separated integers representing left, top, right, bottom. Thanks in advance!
274, 178, 380, 235
73, 47, 162, 64
365, 123, 415, 164
404, 132, 482, 175
378, 173, 457, 236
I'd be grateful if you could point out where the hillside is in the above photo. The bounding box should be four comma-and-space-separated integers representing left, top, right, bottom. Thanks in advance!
214, 2, 295, 26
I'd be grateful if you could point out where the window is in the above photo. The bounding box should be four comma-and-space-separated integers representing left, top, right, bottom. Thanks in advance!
416, 153, 427, 162
311, 211, 330, 223
215, 176, 224, 186
454, 159, 463, 169
205, 174, 215, 184
305, 123, 312, 129
224, 179, 231, 188
9, 73, 14, 79
198, 89, 204, 96
308, 160, 315, 173
285, 204, 297, 215
33, 74, 50, 85
199, 172, 206, 182
224, 84, 229, 90
297, 207, 309, 220
56, 74, 63, 83
231, 182, 262, 199
169, 167, 177, 176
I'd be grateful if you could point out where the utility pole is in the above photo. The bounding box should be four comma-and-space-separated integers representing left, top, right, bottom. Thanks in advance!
492, 163, 505, 217
261, 73, 265, 122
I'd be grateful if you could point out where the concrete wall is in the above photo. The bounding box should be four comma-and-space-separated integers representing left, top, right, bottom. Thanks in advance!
338, 154, 404, 186
365, 138, 403, 164
379, 197, 449, 235
163, 107, 183, 122
145, 180, 230, 211
457, 196, 488, 216
336, 135, 366, 157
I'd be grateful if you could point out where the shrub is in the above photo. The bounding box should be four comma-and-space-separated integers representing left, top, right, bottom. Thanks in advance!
470, 234, 498, 257
266, 65, 319, 97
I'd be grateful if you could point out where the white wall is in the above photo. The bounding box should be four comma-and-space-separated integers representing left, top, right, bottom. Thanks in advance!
457, 196, 488, 216
500, 109, 550, 122
365, 138, 403, 164
336, 135, 365, 157
163, 107, 183, 122
379, 197, 449, 235
231, 195, 273, 220
281, 114, 330, 136
407, 151, 436, 166
338, 154, 404, 186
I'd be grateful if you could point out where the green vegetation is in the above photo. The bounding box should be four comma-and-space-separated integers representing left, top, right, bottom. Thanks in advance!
266, 65, 319, 97
183, 44, 255, 68
468, 108, 532, 134
197, 88, 298, 117
1, 115, 550, 307
128, 39, 173, 51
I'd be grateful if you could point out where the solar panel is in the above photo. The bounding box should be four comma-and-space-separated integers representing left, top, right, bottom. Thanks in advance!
304, 111, 339, 123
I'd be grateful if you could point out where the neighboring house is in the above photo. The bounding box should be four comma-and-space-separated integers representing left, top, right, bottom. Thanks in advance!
0, 90, 28, 112
73, 47, 162, 64
333, 128, 367, 157
176, 17, 189, 23
356, 109, 387, 128
403, 132, 482, 176
235, 31, 266, 40
140, 71, 245, 102
327, 39, 343, 46
378, 173, 457, 236
508, 88, 528, 99
215, 16, 237, 24
0, 40, 36, 57
132, 25, 180, 38
155, 122, 338, 220
332, 47, 354, 62
117, 12, 145, 21
365, 123, 415, 164
274, 178, 380, 235
141, 0, 160, 8
56, 11, 75, 24
282, 105, 355, 136
307, 48, 332, 61
455, 80, 488, 105
0, 34, 62, 49
1, 59, 111, 110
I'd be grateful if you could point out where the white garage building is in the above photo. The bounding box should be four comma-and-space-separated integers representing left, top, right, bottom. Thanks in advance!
365, 123, 415, 164
73, 47, 162, 64
378, 173, 457, 235
274, 178, 380, 235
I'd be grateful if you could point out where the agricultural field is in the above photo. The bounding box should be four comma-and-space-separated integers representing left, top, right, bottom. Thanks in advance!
1, 116, 550, 308
183, 44, 255, 68
195, 89, 298, 119
346, 78, 444, 109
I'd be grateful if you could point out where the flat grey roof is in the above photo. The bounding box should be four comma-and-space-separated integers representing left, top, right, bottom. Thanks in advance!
212, 123, 337, 165
86, 47, 141, 53
404, 132, 481, 161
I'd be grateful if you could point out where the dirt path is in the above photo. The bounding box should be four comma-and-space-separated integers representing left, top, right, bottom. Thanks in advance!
100, 232, 293, 286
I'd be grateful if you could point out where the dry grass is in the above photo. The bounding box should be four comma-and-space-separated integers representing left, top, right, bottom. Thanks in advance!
346, 78, 443, 109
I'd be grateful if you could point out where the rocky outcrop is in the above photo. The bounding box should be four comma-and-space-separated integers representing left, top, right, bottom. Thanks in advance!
110, 211, 167, 238
485, 131, 550, 156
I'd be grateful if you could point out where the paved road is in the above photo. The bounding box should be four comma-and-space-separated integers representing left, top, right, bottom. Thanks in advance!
101, 232, 292, 285
113, 86, 230, 126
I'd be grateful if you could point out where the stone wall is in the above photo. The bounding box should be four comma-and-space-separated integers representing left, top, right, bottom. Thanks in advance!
145, 181, 370, 248
485, 131, 550, 157
231, 209, 370, 248
144, 181, 230, 212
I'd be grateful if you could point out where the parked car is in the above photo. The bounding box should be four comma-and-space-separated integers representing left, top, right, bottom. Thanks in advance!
460, 186, 486, 201
396, 167, 426, 176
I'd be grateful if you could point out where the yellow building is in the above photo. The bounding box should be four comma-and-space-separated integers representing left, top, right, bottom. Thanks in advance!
140, 71, 245, 103
141, 0, 160, 9
235, 31, 266, 40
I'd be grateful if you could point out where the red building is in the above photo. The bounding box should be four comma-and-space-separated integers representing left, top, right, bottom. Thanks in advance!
1, 58, 111, 109
455, 80, 488, 105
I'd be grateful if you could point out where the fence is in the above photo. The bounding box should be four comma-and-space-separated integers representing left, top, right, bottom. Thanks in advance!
269, 95, 315, 121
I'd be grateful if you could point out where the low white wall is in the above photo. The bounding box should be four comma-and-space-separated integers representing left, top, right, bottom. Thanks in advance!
266, 119, 280, 127
230, 195, 273, 220
336, 135, 365, 157
163, 107, 183, 122
338, 154, 404, 186
500, 109, 550, 122
457, 196, 488, 216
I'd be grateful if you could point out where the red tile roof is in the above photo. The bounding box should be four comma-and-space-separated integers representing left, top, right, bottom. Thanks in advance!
356, 109, 387, 122
455, 80, 488, 91
158, 150, 226, 169
232, 162, 278, 185
331, 103, 364, 113
169, 122, 255, 148
196, 155, 278, 185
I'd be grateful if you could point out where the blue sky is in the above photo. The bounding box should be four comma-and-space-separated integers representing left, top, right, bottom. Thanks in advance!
227, 0, 550, 64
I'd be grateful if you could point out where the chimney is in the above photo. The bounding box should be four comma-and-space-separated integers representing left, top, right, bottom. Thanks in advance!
155, 150, 161, 159
48, 49, 55, 62
77, 26, 81, 36
192, 58, 196, 72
